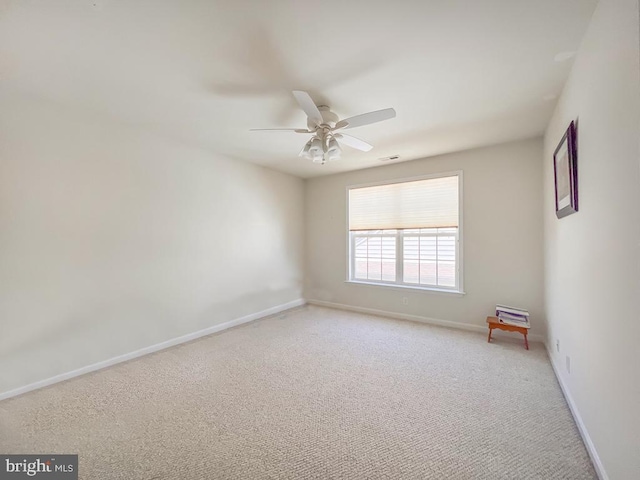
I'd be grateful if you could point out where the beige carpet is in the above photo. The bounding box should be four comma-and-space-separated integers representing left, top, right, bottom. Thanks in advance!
0, 305, 595, 479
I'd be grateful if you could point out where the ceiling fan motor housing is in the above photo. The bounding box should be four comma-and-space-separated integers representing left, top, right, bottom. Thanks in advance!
308, 105, 339, 130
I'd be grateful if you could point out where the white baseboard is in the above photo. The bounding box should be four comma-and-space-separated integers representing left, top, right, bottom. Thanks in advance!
0, 298, 306, 402
545, 344, 608, 480
306, 299, 545, 343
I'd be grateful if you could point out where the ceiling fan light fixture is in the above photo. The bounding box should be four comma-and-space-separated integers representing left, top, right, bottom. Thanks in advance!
300, 139, 313, 157
327, 136, 341, 161
309, 137, 323, 155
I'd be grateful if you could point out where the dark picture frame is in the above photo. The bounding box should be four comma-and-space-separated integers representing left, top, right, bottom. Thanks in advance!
553, 121, 578, 218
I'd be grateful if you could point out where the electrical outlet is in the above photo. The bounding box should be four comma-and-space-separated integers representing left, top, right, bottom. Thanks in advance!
556, 339, 560, 353
566, 356, 571, 374
402, 297, 409, 305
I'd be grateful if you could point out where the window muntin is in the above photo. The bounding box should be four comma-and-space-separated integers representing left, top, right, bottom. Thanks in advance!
352, 230, 397, 282
402, 228, 457, 287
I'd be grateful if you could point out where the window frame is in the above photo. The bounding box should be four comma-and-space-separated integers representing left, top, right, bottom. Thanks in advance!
345, 171, 464, 294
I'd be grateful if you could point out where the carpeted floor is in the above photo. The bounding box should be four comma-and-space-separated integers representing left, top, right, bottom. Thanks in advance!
0, 306, 595, 479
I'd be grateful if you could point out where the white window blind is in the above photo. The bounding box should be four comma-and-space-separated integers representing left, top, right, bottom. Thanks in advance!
348, 176, 459, 231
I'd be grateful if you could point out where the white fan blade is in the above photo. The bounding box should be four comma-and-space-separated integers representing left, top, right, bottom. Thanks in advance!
292, 90, 323, 126
335, 133, 373, 152
341, 108, 396, 129
250, 128, 312, 133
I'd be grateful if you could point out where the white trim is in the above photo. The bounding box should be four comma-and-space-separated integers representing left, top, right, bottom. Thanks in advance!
345, 185, 350, 282
307, 299, 544, 343
0, 299, 306, 402
344, 280, 465, 296
457, 170, 464, 292
545, 344, 609, 480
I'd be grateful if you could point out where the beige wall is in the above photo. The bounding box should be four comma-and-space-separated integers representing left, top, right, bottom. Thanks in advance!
305, 138, 544, 335
0, 92, 305, 394
543, 0, 640, 478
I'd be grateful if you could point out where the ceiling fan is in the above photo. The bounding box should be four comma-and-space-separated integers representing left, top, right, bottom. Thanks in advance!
251, 90, 396, 164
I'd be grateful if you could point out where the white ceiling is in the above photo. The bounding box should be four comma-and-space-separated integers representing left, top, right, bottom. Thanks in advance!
0, 0, 597, 178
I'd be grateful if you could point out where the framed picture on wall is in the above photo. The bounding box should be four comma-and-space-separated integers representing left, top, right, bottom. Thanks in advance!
553, 121, 578, 218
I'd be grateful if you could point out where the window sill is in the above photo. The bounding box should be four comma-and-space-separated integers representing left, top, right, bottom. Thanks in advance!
345, 280, 465, 296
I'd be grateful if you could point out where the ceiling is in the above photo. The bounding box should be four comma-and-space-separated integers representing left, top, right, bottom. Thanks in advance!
0, 0, 597, 178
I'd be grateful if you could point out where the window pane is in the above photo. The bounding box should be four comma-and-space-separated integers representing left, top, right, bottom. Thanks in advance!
381, 236, 396, 281
367, 259, 382, 280
368, 236, 381, 256
437, 235, 456, 286
352, 232, 396, 282
403, 236, 419, 260
419, 237, 436, 285
420, 237, 436, 260
354, 259, 368, 279
403, 236, 419, 283
419, 261, 437, 285
354, 237, 368, 280
382, 259, 396, 281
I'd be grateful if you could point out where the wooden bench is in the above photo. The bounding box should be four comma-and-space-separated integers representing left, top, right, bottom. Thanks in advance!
486, 316, 529, 350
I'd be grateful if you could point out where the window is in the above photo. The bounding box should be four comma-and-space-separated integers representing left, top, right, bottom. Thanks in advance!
348, 173, 462, 292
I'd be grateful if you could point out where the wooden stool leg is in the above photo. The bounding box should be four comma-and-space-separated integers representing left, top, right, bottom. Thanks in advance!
524, 333, 529, 350
487, 327, 492, 343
